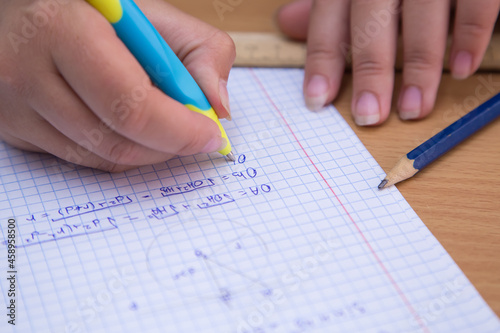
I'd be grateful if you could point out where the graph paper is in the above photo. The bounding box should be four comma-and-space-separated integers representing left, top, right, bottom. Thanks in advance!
1, 68, 499, 333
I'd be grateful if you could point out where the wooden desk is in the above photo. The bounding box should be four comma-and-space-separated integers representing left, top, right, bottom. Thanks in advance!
170, 0, 500, 316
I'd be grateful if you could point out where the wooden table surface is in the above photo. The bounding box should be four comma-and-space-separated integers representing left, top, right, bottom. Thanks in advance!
170, 0, 500, 316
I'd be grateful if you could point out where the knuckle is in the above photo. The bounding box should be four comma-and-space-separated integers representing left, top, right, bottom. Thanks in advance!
209, 30, 236, 61
352, 57, 391, 77
0, 68, 35, 100
0, 55, 30, 98
108, 98, 151, 136
213, 30, 235, 50
352, 0, 399, 8
403, 49, 443, 72
0, 66, 20, 93
10, 77, 34, 99
457, 20, 492, 39
308, 44, 341, 62
104, 140, 139, 166
177, 127, 206, 156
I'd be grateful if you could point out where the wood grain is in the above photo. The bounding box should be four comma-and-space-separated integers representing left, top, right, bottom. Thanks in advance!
169, 0, 500, 316
168, 0, 290, 32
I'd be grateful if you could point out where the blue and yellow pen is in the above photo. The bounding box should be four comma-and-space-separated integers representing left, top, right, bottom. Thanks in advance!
86, 0, 235, 161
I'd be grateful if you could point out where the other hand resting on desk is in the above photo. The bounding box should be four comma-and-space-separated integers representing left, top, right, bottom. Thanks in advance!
277, 0, 500, 125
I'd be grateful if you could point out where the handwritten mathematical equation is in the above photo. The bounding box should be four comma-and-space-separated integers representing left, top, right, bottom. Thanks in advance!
11, 155, 274, 247
8, 218, 118, 248
158, 167, 258, 197
149, 184, 271, 220
52, 196, 133, 221
23, 162, 258, 224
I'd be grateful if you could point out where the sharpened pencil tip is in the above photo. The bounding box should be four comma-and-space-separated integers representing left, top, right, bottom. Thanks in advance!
225, 151, 236, 162
378, 179, 388, 190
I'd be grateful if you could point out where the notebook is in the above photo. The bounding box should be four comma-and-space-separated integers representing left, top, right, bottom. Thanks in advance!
1, 68, 498, 333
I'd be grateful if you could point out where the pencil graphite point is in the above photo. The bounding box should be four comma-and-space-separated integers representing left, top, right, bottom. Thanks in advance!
378, 179, 388, 190
226, 151, 236, 162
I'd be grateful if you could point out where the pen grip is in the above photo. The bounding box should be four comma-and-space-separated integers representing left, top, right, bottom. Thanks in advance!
93, 0, 212, 111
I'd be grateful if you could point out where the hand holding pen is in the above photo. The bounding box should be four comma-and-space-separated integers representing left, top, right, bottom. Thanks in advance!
0, 0, 235, 171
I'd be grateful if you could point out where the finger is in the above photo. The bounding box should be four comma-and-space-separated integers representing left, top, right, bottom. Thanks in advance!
140, 0, 236, 119
303, 0, 350, 111
28, 69, 177, 166
0, 131, 45, 153
0, 104, 139, 172
450, 0, 500, 79
276, 0, 313, 40
397, 0, 450, 120
351, 0, 399, 125
0, 91, 47, 153
52, 3, 224, 157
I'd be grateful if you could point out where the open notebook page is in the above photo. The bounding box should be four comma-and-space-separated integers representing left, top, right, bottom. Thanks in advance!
0, 68, 499, 333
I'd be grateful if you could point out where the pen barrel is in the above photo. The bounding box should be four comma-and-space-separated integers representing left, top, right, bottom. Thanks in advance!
101, 0, 212, 110
87, 0, 233, 156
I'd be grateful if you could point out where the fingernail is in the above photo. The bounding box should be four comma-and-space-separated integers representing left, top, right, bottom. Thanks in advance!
305, 75, 329, 111
452, 51, 472, 80
398, 86, 422, 120
201, 137, 224, 153
219, 79, 231, 121
354, 92, 380, 126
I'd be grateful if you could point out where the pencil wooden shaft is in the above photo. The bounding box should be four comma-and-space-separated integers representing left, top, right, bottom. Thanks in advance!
382, 156, 419, 188
409, 92, 500, 170
381, 92, 500, 187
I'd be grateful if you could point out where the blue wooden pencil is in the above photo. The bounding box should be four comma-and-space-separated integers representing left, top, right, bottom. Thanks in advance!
379, 92, 500, 189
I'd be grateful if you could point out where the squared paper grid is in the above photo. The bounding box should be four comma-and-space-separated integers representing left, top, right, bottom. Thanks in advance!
0, 68, 499, 333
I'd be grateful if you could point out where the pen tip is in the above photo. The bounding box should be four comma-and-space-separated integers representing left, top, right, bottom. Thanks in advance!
378, 179, 388, 190
226, 151, 236, 162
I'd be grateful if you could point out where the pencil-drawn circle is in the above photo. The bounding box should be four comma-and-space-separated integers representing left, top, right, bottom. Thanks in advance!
146, 218, 271, 301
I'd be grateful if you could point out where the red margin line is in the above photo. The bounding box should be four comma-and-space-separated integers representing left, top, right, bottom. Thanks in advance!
249, 68, 429, 333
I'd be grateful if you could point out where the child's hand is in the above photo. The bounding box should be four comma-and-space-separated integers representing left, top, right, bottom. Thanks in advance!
277, 0, 500, 125
0, 0, 235, 171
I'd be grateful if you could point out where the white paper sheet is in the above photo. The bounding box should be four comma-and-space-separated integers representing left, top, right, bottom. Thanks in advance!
1, 68, 498, 333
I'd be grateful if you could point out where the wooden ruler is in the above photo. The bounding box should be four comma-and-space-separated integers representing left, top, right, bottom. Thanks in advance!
229, 31, 500, 70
